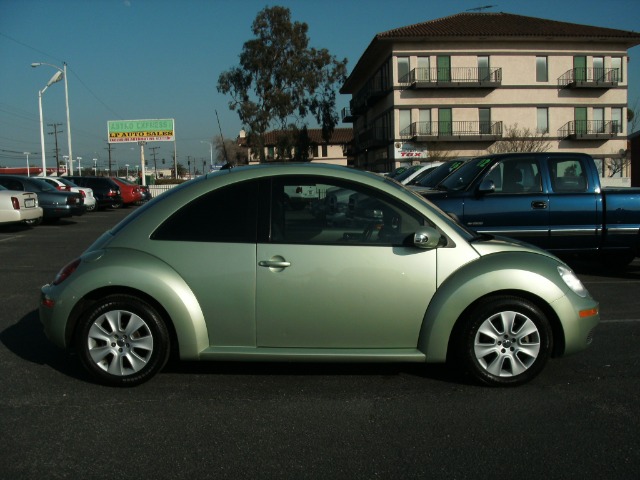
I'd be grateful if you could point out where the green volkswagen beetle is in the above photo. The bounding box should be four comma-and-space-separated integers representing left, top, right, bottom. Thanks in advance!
39, 164, 599, 387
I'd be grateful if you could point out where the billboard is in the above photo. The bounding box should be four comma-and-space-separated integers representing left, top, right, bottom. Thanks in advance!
108, 119, 175, 143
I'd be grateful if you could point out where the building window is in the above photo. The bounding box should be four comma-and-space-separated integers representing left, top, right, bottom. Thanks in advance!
593, 107, 604, 133
479, 108, 491, 134
478, 56, 489, 81
537, 108, 549, 134
437, 56, 451, 82
267, 146, 275, 160
417, 57, 430, 81
399, 110, 412, 136
536, 57, 548, 82
593, 57, 604, 81
418, 109, 431, 135
397, 57, 410, 83
321, 144, 328, 157
611, 57, 623, 82
612, 108, 623, 133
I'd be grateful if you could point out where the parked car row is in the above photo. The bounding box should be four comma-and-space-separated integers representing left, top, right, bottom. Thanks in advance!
0, 174, 150, 227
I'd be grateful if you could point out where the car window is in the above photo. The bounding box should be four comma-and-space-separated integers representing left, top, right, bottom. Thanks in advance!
548, 158, 588, 193
151, 179, 258, 242
271, 176, 425, 246
0, 178, 24, 191
483, 158, 542, 194
31, 179, 56, 192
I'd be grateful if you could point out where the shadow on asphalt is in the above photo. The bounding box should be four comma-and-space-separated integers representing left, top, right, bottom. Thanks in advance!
1, 309, 468, 386
0, 309, 87, 381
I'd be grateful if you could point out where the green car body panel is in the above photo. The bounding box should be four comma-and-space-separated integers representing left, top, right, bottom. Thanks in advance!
39, 163, 599, 383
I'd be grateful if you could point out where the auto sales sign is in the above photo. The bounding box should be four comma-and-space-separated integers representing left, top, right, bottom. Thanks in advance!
108, 119, 175, 143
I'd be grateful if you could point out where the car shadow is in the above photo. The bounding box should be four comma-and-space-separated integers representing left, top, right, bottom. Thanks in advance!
1, 309, 468, 386
563, 256, 640, 279
0, 310, 87, 381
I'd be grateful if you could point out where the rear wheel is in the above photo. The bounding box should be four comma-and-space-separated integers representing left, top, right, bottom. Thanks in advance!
454, 296, 552, 387
75, 294, 170, 386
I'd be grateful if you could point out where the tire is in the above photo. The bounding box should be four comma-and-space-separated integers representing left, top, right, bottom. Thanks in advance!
454, 296, 552, 387
75, 294, 170, 386
24, 217, 42, 226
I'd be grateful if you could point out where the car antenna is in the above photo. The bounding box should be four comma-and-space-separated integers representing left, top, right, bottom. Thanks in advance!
215, 109, 233, 171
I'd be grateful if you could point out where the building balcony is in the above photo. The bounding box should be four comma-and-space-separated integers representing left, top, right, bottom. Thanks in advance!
558, 120, 622, 139
341, 107, 358, 123
400, 121, 503, 142
557, 68, 619, 88
356, 126, 390, 149
400, 67, 502, 88
351, 78, 390, 114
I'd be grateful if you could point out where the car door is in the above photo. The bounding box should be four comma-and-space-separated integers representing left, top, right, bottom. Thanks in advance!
462, 157, 550, 249
148, 179, 260, 347
256, 175, 438, 349
545, 155, 601, 251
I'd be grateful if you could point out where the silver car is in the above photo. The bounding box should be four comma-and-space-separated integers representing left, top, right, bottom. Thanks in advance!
40, 164, 599, 386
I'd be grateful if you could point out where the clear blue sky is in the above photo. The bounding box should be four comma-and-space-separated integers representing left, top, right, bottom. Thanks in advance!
1, 0, 639, 170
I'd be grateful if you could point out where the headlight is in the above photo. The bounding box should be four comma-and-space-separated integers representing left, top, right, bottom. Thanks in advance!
557, 265, 588, 298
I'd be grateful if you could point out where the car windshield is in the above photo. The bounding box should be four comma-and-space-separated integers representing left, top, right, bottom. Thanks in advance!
392, 164, 425, 182
437, 157, 494, 192
409, 159, 469, 188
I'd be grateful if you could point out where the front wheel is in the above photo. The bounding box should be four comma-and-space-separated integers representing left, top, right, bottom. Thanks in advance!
453, 296, 552, 387
75, 294, 170, 386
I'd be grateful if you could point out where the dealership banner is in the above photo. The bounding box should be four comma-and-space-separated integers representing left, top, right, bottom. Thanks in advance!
108, 119, 175, 143
394, 142, 428, 160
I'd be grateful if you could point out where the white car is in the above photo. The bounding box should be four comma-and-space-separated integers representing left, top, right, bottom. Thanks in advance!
395, 162, 444, 185
40, 177, 97, 212
0, 184, 43, 226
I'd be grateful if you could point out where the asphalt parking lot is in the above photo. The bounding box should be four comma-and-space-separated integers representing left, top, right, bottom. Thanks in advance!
1, 207, 639, 479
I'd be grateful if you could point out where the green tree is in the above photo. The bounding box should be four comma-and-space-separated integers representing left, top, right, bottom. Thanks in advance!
217, 6, 347, 161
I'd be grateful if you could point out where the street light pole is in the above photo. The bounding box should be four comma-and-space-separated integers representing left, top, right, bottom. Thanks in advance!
201, 140, 214, 171
32, 62, 73, 176
77, 157, 82, 176
23, 152, 31, 177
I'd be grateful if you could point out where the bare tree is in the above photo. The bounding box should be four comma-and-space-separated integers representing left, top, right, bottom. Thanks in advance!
488, 124, 551, 153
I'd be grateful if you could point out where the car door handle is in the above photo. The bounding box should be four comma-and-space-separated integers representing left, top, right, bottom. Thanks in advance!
259, 260, 291, 268
531, 201, 547, 209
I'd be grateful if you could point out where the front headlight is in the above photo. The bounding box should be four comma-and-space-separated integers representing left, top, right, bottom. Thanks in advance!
557, 265, 589, 298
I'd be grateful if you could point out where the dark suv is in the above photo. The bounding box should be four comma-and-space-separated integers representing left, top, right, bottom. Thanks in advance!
66, 176, 123, 209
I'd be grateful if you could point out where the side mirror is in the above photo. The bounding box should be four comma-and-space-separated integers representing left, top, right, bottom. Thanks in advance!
478, 179, 495, 194
413, 227, 444, 250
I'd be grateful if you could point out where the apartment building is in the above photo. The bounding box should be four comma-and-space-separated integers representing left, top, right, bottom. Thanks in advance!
340, 12, 640, 182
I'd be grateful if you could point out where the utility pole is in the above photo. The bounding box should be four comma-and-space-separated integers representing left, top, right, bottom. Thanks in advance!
149, 146, 159, 179
105, 142, 116, 176
48, 123, 63, 176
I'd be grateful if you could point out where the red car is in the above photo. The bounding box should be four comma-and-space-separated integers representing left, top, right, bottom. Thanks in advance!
110, 177, 143, 207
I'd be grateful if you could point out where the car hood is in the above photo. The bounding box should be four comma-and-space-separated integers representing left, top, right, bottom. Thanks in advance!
471, 235, 560, 262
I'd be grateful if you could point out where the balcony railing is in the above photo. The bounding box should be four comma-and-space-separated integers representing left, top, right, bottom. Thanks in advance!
351, 77, 390, 114
341, 107, 358, 123
356, 126, 389, 149
558, 120, 622, 139
400, 121, 503, 142
400, 67, 502, 88
557, 68, 619, 88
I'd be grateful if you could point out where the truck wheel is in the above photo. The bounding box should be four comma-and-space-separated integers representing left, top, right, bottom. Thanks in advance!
455, 296, 552, 387
75, 294, 170, 386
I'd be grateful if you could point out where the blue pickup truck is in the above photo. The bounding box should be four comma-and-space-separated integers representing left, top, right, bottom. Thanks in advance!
419, 152, 640, 266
